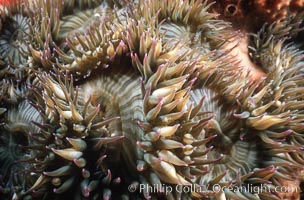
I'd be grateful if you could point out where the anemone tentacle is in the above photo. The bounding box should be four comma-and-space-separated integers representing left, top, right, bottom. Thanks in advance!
1, 0, 304, 200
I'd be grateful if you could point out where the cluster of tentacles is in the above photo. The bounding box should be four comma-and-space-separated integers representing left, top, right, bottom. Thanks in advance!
0, 0, 304, 199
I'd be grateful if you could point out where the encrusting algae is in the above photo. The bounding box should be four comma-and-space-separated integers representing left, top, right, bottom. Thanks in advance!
0, 0, 304, 200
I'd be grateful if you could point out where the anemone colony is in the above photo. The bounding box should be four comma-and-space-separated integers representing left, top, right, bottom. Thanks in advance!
0, 0, 304, 199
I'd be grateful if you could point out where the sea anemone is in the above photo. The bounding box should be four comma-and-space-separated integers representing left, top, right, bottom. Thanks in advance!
0, 0, 31, 71
1, 71, 124, 199
0, 14, 30, 66
0, 0, 304, 200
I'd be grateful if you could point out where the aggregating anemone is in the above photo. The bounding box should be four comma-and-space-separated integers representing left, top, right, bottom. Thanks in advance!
0, 0, 304, 200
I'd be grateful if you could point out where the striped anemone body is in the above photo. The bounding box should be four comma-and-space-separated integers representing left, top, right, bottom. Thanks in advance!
0, 0, 304, 200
